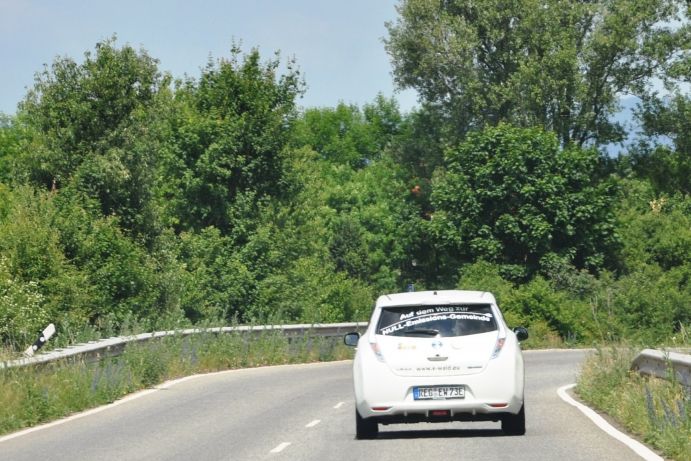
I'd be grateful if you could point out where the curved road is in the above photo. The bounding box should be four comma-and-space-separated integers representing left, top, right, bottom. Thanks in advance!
0, 350, 649, 460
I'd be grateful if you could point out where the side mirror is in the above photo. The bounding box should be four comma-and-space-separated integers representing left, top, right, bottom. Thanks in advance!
344, 332, 360, 347
514, 327, 529, 342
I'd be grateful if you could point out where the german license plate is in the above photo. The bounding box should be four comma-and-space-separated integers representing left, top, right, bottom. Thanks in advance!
413, 386, 465, 400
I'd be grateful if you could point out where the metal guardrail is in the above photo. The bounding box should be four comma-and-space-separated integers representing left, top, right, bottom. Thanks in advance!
630, 348, 691, 387
7, 325, 687, 385
0, 322, 368, 370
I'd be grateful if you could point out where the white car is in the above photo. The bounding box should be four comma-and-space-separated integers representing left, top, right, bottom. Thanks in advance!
344, 290, 528, 439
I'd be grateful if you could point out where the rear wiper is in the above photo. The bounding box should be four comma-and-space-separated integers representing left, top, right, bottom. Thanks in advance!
403, 328, 439, 337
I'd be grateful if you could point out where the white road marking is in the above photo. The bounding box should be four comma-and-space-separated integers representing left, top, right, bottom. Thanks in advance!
333, 402, 345, 409
305, 419, 321, 428
557, 384, 662, 461
270, 442, 291, 453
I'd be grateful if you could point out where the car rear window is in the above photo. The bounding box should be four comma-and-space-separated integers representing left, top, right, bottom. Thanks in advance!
376, 304, 497, 337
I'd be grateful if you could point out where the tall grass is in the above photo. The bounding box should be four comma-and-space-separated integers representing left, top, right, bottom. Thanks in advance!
576, 347, 690, 461
0, 330, 352, 436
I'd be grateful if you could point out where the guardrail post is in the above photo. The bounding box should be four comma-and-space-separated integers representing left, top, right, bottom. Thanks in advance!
24, 323, 56, 357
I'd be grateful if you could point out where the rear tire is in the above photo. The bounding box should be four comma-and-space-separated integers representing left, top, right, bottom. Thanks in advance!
502, 404, 526, 435
355, 409, 378, 439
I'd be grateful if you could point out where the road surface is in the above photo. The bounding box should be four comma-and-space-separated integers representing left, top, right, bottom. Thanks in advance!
0, 350, 649, 460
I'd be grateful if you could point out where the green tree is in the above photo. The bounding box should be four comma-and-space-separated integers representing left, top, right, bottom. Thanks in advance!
431, 124, 618, 277
291, 95, 403, 168
457, 261, 602, 342
175, 227, 254, 323
386, 0, 689, 146
609, 262, 691, 342
389, 107, 446, 185
614, 178, 691, 272
251, 255, 374, 323
629, 93, 690, 195
16, 37, 166, 238
160, 47, 303, 234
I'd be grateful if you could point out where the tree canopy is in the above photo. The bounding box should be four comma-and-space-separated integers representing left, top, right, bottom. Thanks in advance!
159, 46, 303, 234
386, 0, 689, 146
628, 93, 690, 195
430, 124, 618, 278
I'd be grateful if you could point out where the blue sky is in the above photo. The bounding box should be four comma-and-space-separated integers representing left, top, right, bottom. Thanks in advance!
0, 0, 418, 115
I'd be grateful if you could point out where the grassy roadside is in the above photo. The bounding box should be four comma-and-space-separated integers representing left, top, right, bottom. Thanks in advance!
576, 347, 690, 461
0, 331, 353, 437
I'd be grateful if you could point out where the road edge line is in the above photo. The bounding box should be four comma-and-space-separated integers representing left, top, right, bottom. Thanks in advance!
557, 383, 662, 461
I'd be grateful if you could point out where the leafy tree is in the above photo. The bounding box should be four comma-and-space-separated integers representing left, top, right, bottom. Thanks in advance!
16, 37, 166, 238
457, 261, 601, 342
251, 255, 375, 323
19, 38, 162, 182
41, 187, 167, 327
614, 179, 691, 272
175, 227, 254, 323
292, 103, 368, 167
4, 32, 688, 349
161, 47, 303, 234
291, 95, 403, 168
329, 216, 370, 279
431, 124, 618, 277
285, 144, 421, 292
386, 0, 689, 146
363, 94, 405, 148
609, 262, 691, 342
389, 107, 446, 185
628, 93, 690, 195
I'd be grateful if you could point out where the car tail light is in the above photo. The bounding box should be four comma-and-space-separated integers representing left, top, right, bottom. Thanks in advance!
370, 342, 385, 362
490, 337, 506, 359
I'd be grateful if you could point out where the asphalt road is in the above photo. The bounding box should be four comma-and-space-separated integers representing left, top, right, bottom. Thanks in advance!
0, 350, 648, 461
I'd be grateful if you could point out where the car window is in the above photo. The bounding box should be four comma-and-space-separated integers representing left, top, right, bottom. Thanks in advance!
376, 304, 497, 337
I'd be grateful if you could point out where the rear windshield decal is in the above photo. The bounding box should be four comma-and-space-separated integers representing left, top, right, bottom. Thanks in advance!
377, 304, 497, 337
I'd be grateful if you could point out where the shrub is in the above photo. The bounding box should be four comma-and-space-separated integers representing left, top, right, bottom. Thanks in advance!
0, 258, 47, 348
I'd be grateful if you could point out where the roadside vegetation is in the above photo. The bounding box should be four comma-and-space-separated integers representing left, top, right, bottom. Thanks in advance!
0, 0, 689, 444
577, 347, 690, 460
0, 331, 351, 436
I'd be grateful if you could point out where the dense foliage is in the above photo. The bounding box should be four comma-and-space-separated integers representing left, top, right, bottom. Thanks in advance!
386, 0, 688, 146
0, 1, 689, 350
431, 125, 618, 277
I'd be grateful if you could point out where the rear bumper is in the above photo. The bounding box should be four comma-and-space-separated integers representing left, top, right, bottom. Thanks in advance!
356, 386, 523, 422
353, 343, 524, 421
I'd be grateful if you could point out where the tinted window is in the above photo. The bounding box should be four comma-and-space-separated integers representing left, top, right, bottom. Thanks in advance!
376, 304, 497, 337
